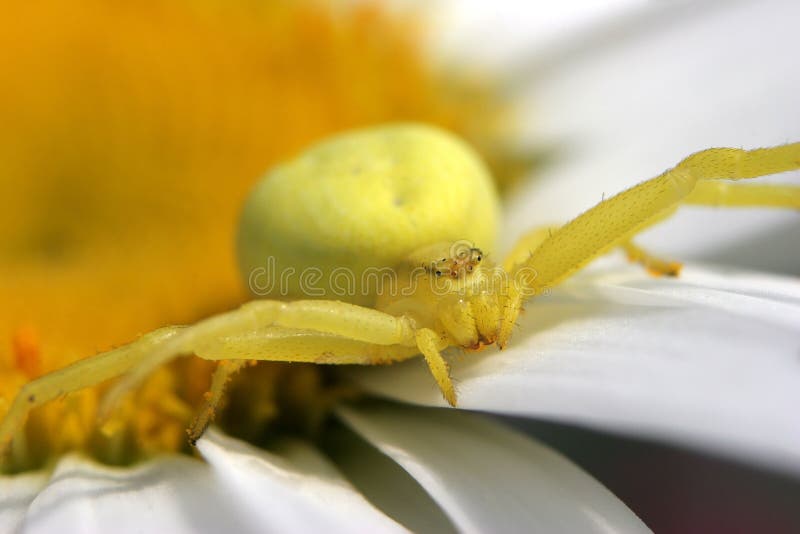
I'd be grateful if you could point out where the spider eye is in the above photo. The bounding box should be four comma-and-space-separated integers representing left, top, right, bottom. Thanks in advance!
476, 255, 482, 262
435, 270, 442, 276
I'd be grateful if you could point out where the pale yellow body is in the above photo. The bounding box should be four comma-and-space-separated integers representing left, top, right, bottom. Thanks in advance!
237, 124, 499, 305
1, 124, 798, 448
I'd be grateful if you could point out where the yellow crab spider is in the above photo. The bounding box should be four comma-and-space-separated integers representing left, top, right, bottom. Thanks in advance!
1, 124, 799, 450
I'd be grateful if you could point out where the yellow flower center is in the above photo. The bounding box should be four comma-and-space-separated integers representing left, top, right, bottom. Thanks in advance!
0, 0, 521, 473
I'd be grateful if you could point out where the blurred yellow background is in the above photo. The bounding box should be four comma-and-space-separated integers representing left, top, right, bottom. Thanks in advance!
0, 0, 522, 467
0, 0, 516, 368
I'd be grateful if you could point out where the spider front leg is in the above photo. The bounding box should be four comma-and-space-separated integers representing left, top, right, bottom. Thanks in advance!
0, 327, 183, 459
100, 300, 416, 414
416, 328, 457, 406
183, 329, 424, 440
2, 299, 459, 453
498, 142, 800, 347
100, 298, 459, 425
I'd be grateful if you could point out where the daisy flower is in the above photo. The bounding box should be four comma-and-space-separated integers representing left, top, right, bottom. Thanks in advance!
1, 0, 799, 532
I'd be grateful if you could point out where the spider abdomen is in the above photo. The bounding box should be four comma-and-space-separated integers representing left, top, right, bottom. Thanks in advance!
236, 124, 500, 306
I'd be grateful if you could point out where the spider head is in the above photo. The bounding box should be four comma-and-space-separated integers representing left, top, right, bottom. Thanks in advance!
384, 241, 507, 348
401, 240, 493, 290
429, 244, 484, 280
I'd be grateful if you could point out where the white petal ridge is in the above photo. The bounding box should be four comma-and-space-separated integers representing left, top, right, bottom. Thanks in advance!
0, 471, 47, 533
324, 424, 459, 533
15, 454, 252, 534
338, 403, 649, 533
197, 428, 407, 533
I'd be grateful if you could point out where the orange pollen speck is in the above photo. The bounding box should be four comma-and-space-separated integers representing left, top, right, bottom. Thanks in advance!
11, 326, 42, 379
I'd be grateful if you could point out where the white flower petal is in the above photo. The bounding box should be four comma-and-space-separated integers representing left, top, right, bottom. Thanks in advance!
337, 403, 649, 533
0, 472, 47, 533
503, 0, 800, 272
196, 428, 407, 533
346, 263, 800, 474
430, 0, 652, 70
325, 423, 458, 533
18, 454, 250, 534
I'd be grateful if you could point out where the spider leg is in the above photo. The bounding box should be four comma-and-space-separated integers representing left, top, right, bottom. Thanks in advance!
416, 328, 456, 406
684, 181, 800, 208
100, 300, 420, 420
187, 359, 248, 445
622, 181, 800, 275
0, 327, 182, 459
214, 326, 457, 408
502, 225, 560, 272
186, 330, 424, 441
504, 222, 683, 278
621, 241, 682, 277
498, 143, 800, 347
